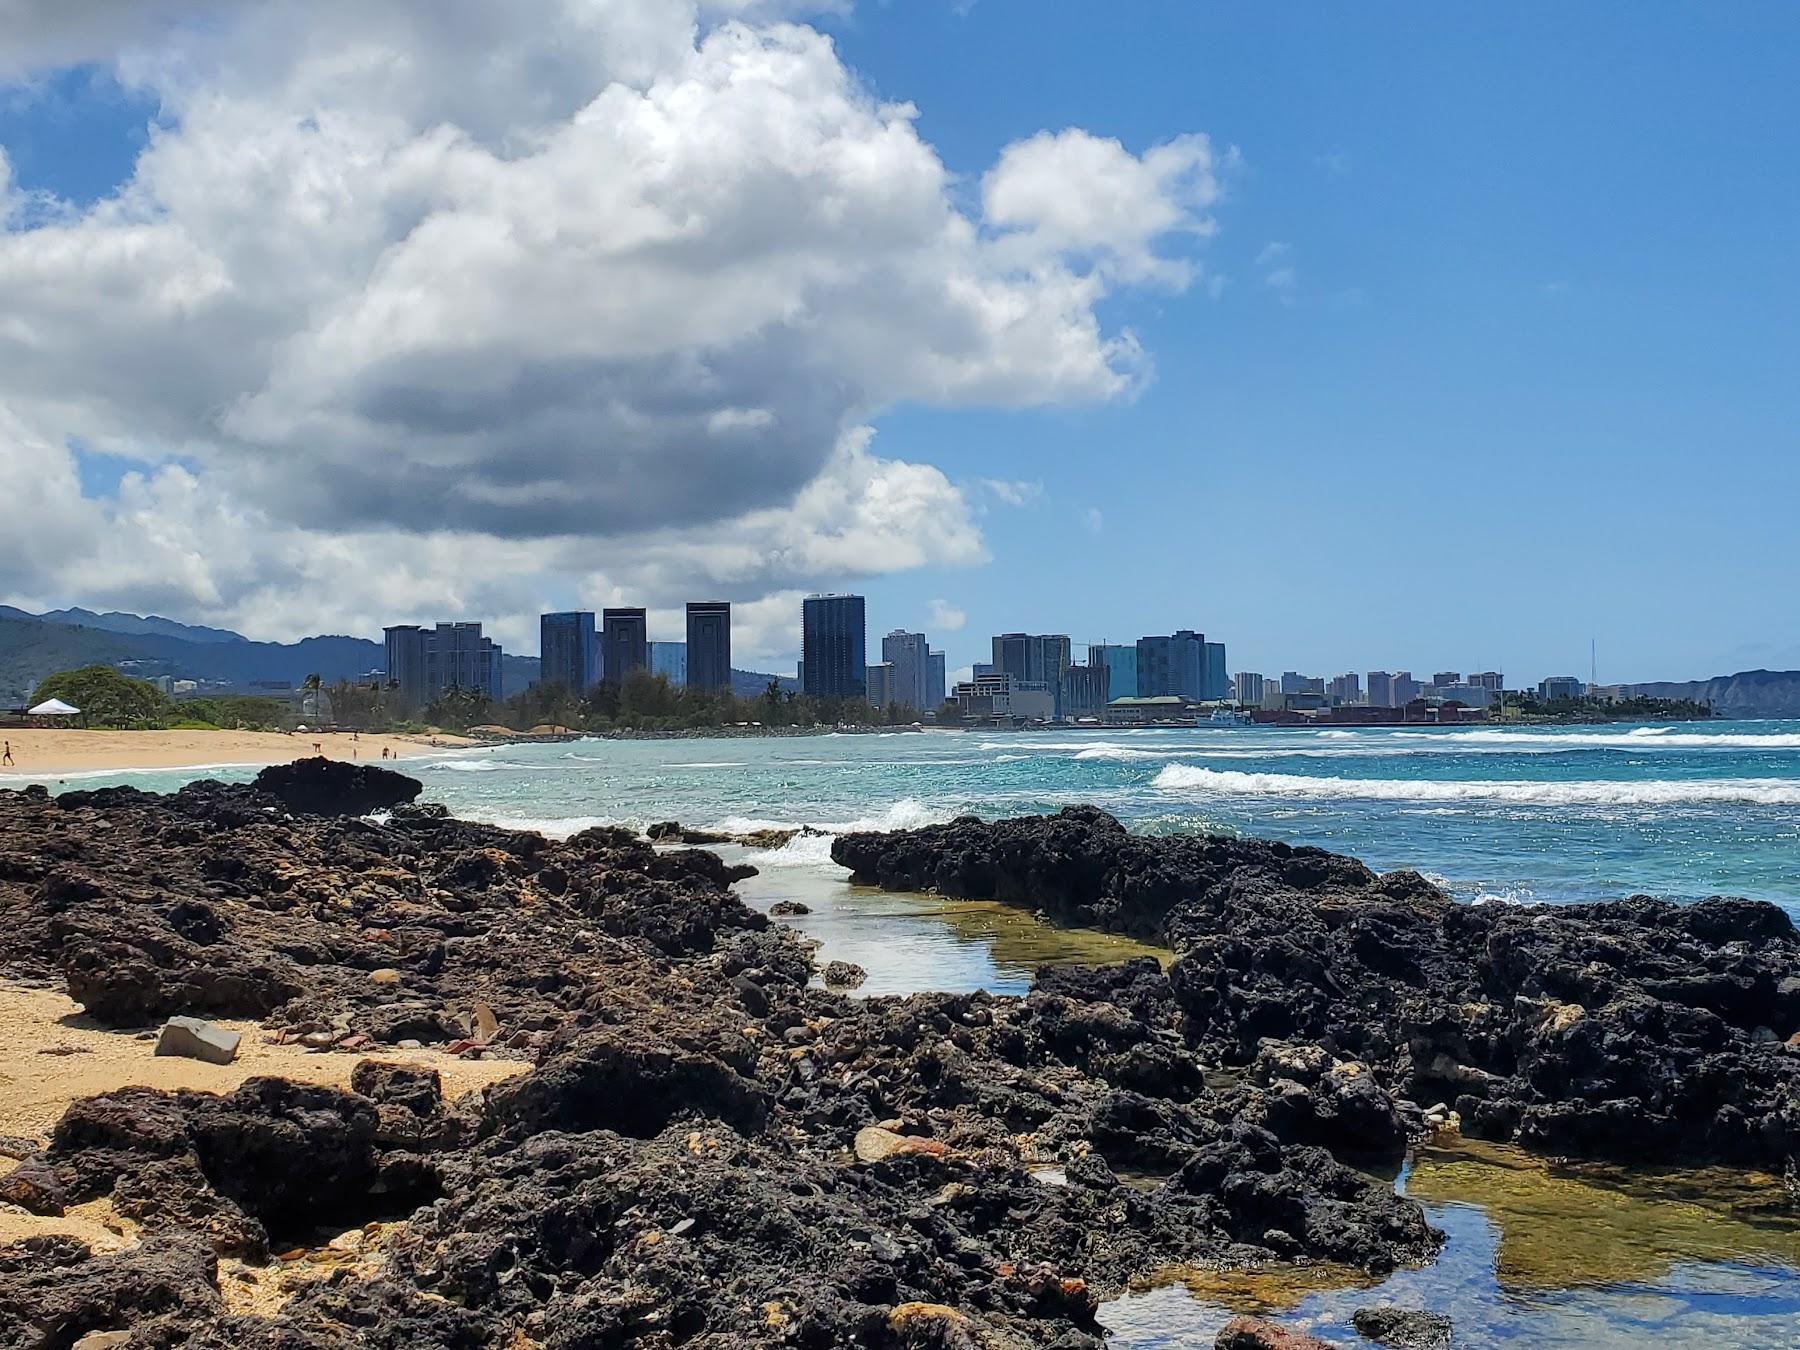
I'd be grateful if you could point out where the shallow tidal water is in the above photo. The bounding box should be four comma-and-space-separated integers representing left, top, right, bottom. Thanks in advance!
14, 719, 1800, 1343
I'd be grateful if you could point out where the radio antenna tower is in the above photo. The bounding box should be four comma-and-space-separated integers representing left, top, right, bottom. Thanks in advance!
1590, 636, 1597, 689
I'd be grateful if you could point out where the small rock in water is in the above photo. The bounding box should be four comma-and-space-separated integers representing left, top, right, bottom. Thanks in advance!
1215, 1316, 1337, 1349
769, 900, 811, 917
154, 1016, 241, 1065
822, 960, 866, 989
1352, 1305, 1453, 1350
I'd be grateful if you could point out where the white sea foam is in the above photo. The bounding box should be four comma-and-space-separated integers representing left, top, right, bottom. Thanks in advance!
460, 812, 636, 839
662, 761, 745, 769
0, 759, 270, 783
422, 758, 501, 772
719, 797, 961, 870
1373, 729, 1800, 751
1151, 764, 1800, 807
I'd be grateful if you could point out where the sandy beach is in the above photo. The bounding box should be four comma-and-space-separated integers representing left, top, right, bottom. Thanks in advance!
0, 728, 476, 779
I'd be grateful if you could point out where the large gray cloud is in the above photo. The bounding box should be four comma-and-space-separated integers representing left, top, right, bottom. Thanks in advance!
0, 0, 1221, 648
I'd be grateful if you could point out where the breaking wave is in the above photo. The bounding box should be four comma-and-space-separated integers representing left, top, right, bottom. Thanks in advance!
1151, 764, 1800, 807
1370, 729, 1800, 751
722, 797, 960, 869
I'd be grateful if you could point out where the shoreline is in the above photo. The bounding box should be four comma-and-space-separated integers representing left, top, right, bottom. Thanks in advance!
0, 728, 477, 779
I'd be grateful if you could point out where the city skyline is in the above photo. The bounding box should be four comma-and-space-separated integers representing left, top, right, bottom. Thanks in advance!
0, 6, 1792, 683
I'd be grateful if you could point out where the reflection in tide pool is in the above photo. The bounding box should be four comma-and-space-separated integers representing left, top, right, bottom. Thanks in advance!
724, 845, 1165, 996
1100, 1139, 1800, 1348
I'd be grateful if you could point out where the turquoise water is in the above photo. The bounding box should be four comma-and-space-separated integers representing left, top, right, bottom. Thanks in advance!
30, 718, 1796, 910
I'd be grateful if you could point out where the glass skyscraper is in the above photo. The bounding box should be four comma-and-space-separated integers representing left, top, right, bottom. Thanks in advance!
601, 608, 648, 683
685, 601, 732, 690
801, 594, 866, 699
539, 611, 598, 694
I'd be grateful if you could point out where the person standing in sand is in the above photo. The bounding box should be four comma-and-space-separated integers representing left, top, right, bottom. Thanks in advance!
2, 741, 12, 767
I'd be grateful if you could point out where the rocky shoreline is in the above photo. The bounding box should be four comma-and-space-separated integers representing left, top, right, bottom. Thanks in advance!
0, 771, 1792, 1347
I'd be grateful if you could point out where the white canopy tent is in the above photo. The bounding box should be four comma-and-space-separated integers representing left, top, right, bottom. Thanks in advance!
27, 699, 80, 716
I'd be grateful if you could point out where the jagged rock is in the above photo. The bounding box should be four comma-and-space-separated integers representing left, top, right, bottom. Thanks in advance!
769, 899, 811, 916
1216, 1316, 1339, 1349
823, 960, 867, 989
250, 757, 423, 816
155, 1017, 242, 1065
0, 1234, 222, 1350
1352, 1305, 1453, 1349
837, 808, 1800, 1173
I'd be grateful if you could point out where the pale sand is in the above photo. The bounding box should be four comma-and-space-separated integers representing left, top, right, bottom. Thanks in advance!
0, 984, 527, 1253
0, 727, 479, 779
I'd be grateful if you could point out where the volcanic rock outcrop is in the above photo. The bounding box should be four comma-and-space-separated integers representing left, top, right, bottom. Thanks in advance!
834, 806, 1800, 1174
0, 782, 1439, 1347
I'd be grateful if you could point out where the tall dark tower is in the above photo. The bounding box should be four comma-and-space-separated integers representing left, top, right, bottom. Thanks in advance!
686, 601, 732, 690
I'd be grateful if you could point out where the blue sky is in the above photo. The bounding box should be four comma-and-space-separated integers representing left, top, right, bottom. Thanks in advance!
822, 3, 1800, 683
0, 3, 1795, 683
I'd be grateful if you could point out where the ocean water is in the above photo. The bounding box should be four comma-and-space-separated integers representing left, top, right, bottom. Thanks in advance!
12, 718, 1800, 1342
398, 719, 1800, 911
46, 717, 1782, 913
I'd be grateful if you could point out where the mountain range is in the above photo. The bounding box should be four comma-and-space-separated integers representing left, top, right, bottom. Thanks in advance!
0, 608, 796, 707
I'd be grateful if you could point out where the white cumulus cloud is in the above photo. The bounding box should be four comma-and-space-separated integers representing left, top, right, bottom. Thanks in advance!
0, 0, 1225, 656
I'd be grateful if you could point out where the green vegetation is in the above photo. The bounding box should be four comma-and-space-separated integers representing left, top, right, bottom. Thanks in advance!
1496, 693, 1713, 723
29, 666, 171, 728
506, 670, 918, 734
178, 695, 292, 731
18, 662, 915, 738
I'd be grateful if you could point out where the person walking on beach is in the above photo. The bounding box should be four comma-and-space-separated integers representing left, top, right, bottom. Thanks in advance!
1, 741, 12, 767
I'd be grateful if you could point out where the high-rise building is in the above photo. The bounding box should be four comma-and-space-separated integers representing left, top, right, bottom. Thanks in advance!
601, 608, 648, 683
802, 594, 866, 700
1059, 663, 1110, 718
1138, 631, 1207, 700
649, 641, 687, 686
992, 633, 1072, 716
1203, 642, 1229, 701
685, 602, 731, 690
1433, 672, 1462, 688
1366, 671, 1395, 708
1089, 644, 1139, 703
1328, 672, 1363, 706
882, 630, 931, 712
927, 652, 946, 709
539, 611, 598, 694
383, 621, 503, 710
1469, 671, 1505, 691
1538, 675, 1584, 702
1280, 671, 1324, 696
867, 662, 897, 709
1392, 671, 1421, 705
1232, 672, 1265, 706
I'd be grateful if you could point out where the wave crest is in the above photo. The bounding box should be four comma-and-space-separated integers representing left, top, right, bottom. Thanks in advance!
1151, 764, 1800, 807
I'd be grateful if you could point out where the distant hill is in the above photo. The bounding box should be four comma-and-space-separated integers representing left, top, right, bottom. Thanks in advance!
0, 613, 383, 707
0, 607, 798, 707
732, 668, 799, 698
1619, 670, 1800, 719
0, 606, 246, 645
